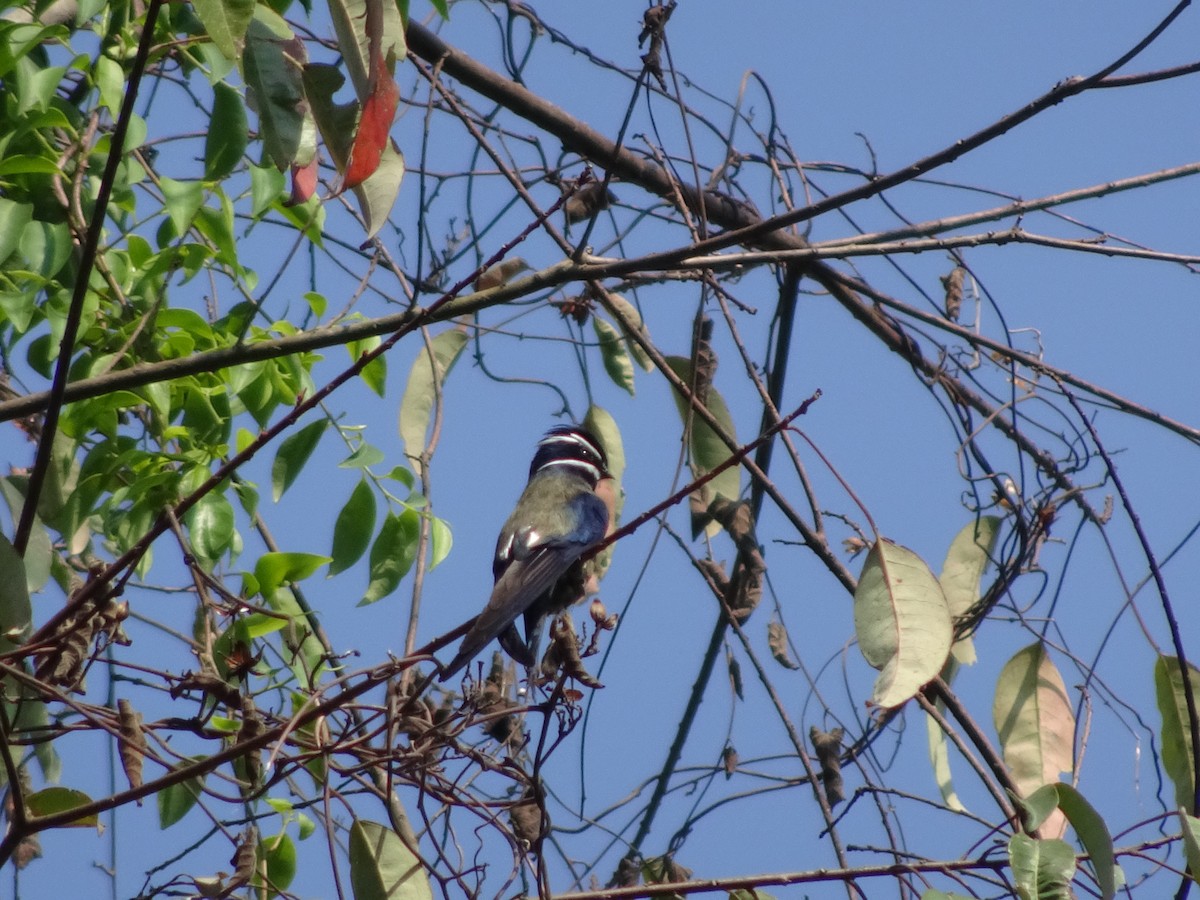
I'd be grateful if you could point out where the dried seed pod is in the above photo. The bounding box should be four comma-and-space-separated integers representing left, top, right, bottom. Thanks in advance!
117, 698, 147, 800
810, 726, 846, 805
941, 265, 966, 321
721, 745, 739, 780
509, 790, 544, 847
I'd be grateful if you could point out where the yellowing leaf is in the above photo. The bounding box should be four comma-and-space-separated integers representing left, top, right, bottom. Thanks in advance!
398, 329, 467, 477
994, 642, 1075, 837
854, 539, 952, 708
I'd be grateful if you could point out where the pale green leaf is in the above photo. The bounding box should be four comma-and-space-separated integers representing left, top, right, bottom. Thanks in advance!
348, 819, 433, 900
398, 329, 467, 476
938, 515, 1000, 665
925, 705, 965, 812
605, 292, 653, 371
352, 141, 405, 240
663, 356, 740, 535
1156, 654, 1200, 813
429, 516, 452, 571
1178, 808, 1200, 884
593, 314, 635, 395
854, 539, 952, 709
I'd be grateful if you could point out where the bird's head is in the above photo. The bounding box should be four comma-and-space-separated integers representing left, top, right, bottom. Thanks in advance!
528, 425, 610, 488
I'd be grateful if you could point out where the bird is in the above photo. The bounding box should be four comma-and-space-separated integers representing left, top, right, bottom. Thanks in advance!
440, 425, 612, 681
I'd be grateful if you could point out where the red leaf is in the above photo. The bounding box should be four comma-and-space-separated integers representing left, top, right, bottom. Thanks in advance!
341, 51, 399, 192
287, 157, 319, 206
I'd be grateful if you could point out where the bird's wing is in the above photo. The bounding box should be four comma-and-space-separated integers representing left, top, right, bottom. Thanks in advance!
440, 541, 587, 678
441, 492, 607, 679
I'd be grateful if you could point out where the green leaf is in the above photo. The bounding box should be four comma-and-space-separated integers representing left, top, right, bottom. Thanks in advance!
205, 82, 248, 180
0, 480, 50, 594
1008, 833, 1076, 900
398, 329, 467, 476
330, 478, 376, 575
249, 163, 286, 216
582, 404, 623, 582
0, 202, 38, 262
264, 587, 326, 685
347, 336, 387, 397
593, 314, 635, 395
360, 509, 419, 605
1156, 654, 1200, 812
994, 642, 1075, 834
1036, 784, 1116, 899
271, 419, 327, 502
25, 787, 97, 827
193, 0, 255, 59
93, 54, 124, 114
339, 442, 385, 469
853, 539, 952, 709
0, 533, 32, 641
663, 356, 740, 536
242, 8, 309, 170
352, 141, 404, 240
348, 819, 433, 900
254, 551, 332, 596
186, 490, 236, 562
938, 516, 1000, 665
159, 177, 205, 236
157, 760, 207, 828
258, 831, 297, 893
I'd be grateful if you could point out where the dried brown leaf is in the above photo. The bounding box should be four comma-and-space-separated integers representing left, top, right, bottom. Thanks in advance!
767, 619, 800, 670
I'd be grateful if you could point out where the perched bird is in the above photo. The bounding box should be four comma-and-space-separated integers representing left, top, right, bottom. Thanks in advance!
440, 425, 612, 680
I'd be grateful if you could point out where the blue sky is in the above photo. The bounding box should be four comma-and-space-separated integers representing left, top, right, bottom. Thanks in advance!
4, 1, 1200, 897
